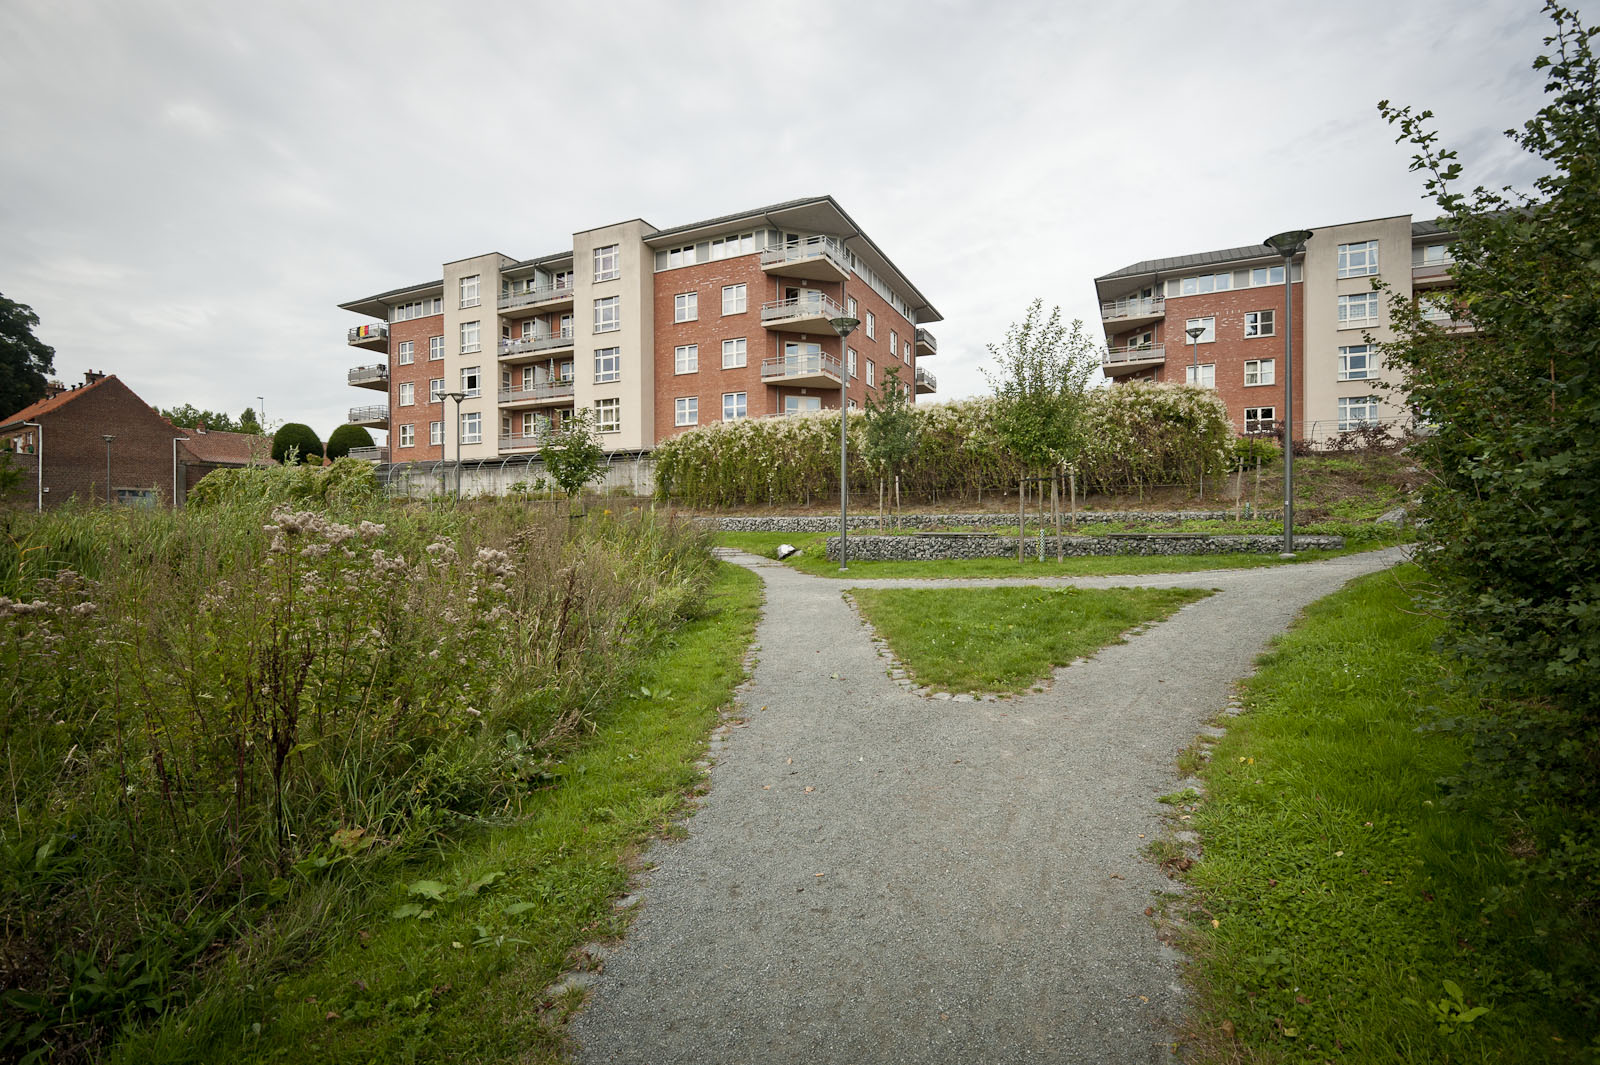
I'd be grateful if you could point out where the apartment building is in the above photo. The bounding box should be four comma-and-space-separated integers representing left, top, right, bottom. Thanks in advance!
339, 196, 942, 464
1093, 215, 1460, 442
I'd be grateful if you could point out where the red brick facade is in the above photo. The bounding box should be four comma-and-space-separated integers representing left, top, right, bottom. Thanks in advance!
387, 314, 445, 461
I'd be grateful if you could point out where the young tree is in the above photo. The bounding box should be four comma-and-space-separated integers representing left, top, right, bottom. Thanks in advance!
863, 365, 921, 529
0, 293, 56, 417
540, 409, 608, 513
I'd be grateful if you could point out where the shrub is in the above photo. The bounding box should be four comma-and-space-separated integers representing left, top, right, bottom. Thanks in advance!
271, 422, 324, 465
188, 456, 382, 510
1230, 436, 1281, 467
324, 423, 374, 460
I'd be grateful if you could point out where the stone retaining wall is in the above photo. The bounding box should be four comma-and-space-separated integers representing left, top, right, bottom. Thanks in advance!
824, 533, 1343, 561
715, 510, 1280, 533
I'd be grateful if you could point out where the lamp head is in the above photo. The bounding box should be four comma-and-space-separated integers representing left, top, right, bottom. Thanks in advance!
1185, 326, 1206, 341
1263, 229, 1314, 258
829, 316, 860, 338
102, 434, 116, 443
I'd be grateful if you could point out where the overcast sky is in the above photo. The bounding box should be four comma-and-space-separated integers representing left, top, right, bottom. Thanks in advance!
0, 0, 1555, 435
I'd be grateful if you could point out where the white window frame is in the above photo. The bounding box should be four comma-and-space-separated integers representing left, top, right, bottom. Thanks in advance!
461, 365, 481, 398
785, 395, 822, 414
1243, 359, 1276, 387
722, 338, 746, 369
594, 244, 620, 282
674, 292, 698, 323
1338, 292, 1380, 327
866, 310, 876, 339
459, 274, 480, 308
889, 330, 898, 356
428, 335, 444, 361
594, 296, 620, 333
397, 340, 414, 365
674, 396, 698, 426
594, 347, 621, 383
1184, 316, 1216, 344
398, 424, 415, 448
1337, 240, 1379, 279
1243, 310, 1275, 338
1338, 344, 1377, 381
722, 392, 747, 421
398, 381, 415, 406
1185, 363, 1216, 388
1249, 265, 1286, 287
846, 297, 858, 318
1244, 407, 1276, 434
429, 421, 442, 446
459, 411, 481, 444
594, 397, 621, 434
429, 378, 444, 403
722, 284, 747, 316
675, 344, 698, 374
847, 347, 857, 378
866, 359, 875, 387
460, 320, 480, 354
1338, 396, 1381, 431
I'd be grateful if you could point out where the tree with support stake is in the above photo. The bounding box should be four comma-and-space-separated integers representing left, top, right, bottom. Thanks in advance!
863, 365, 920, 532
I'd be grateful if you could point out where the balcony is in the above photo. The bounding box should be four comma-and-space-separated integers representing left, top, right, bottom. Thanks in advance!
348, 404, 389, 429
499, 432, 549, 453
1101, 343, 1166, 376
1099, 297, 1166, 328
346, 446, 389, 463
498, 281, 575, 313
915, 327, 937, 356
760, 351, 843, 389
347, 322, 388, 351
760, 237, 850, 282
500, 327, 575, 359
915, 366, 937, 394
761, 293, 845, 334
1411, 261, 1455, 289
499, 380, 575, 408
348, 363, 388, 391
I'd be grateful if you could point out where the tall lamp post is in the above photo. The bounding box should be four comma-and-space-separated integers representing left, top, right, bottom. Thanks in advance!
1262, 229, 1313, 556
22, 421, 41, 512
443, 391, 467, 502
101, 434, 115, 505
830, 312, 860, 571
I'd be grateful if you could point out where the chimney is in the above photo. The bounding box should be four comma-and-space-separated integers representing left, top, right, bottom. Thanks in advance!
44, 379, 66, 399
84, 370, 105, 385
196, 420, 207, 434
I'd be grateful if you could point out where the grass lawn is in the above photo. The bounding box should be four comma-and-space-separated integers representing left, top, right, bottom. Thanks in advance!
1175, 566, 1586, 1062
108, 562, 763, 1065
850, 585, 1211, 693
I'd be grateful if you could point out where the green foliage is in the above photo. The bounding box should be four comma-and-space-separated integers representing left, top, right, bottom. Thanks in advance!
1378, 2, 1599, 1018
0, 448, 22, 496
1230, 435, 1281, 467
0, 292, 56, 418
160, 404, 251, 434
270, 422, 324, 465
863, 365, 921, 484
324, 423, 375, 460
980, 300, 1102, 474
540, 409, 608, 500
188, 456, 382, 510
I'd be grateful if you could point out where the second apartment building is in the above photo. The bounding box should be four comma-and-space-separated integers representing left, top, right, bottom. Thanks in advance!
341, 196, 942, 464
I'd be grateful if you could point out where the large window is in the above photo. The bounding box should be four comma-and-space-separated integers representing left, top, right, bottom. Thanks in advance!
459, 274, 480, 307
397, 340, 414, 365
429, 335, 444, 361
1184, 316, 1216, 343
722, 338, 746, 369
675, 344, 698, 374
1338, 396, 1380, 431
1416, 243, 1453, 266
594, 347, 621, 383
1337, 240, 1379, 278
1338, 344, 1377, 380
709, 233, 755, 260
675, 397, 698, 426
429, 378, 444, 403
594, 244, 619, 281
1180, 271, 1233, 295
460, 411, 481, 444
594, 397, 621, 433
1243, 310, 1275, 338
460, 320, 480, 353
1338, 292, 1380, 326
391, 298, 443, 322
461, 365, 481, 398
1243, 359, 1276, 386
785, 396, 822, 414
398, 424, 414, 447
398, 381, 415, 406
1185, 363, 1216, 388
674, 292, 698, 323
722, 392, 747, 421
1248, 265, 1286, 287
722, 284, 746, 316
594, 296, 620, 333
1244, 407, 1276, 434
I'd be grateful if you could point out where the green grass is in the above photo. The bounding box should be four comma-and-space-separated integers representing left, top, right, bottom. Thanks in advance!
850, 585, 1211, 693
1176, 567, 1588, 1063
108, 562, 763, 1065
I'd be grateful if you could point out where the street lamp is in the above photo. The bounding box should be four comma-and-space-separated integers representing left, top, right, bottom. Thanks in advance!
830, 312, 860, 571
443, 391, 467, 502
1263, 229, 1314, 556
1185, 324, 1206, 386
101, 434, 116, 505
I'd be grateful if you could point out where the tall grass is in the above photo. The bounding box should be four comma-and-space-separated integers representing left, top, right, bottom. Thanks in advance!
0, 490, 712, 1062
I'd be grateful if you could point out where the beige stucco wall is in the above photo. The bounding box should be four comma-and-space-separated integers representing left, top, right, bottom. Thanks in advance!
442, 252, 514, 461
572, 219, 658, 452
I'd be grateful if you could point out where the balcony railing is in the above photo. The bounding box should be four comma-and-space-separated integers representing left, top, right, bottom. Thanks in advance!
498, 281, 575, 312
915, 366, 937, 393
1102, 343, 1167, 368
346, 446, 389, 463
348, 404, 389, 426
499, 433, 549, 452
760, 351, 843, 384
347, 323, 388, 349
500, 327, 575, 357
348, 363, 389, 389
760, 236, 850, 278
498, 379, 575, 404
760, 293, 844, 328
1099, 297, 1166, 322
915, 327, 937, 355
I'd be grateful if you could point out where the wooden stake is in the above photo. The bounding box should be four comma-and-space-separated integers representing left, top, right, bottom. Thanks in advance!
1018, 473, 1026, 562
1052, 465, 1062, 562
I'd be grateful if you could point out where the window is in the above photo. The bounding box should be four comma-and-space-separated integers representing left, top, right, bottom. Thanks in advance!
675, 344, 698, 373
659, 244, 698, 270
459, 274, 480, 307
1338, 396, 1380, 431
1185, 363, 1216, 388
1337, 240, 1379, 278
674, 292, 698, 322
889, 330, 898, 356
460, 320, 480, 353
847, 348, 857, 377
1420, 297, 1454, 323
594, 347, 621, 383
594, 244, 619, 281
398, 424, 415, 447
866, 311, 876, 339
398, 382, 415, 406
391, 298, 443, 322
397, 340, 414, 365
1338, 292, 1380, 326
1184, 316, 1216, 343
1244, 359, 1276, 386
708, 233, 755, 260
674, 397, 698, 426
429, 335, 444, 360
1338, 344, 1377, 380
721, 284, 746, 316
1180, 271, 1234, 295
1417, 243, 1453, 265
903, 340, 911, 362
1249, 265, 1286, 287
429, 421, 442, 446
429, 378, 444, 403
1244, 407, 1276, 434
460, 411, 481, 444
722, 392, 747, 421
594, 397, 621, 433
847, 297, 858, 319
866, 360, 875, 387
461, 366, 481, 398
1244, 310, 1275, 338
721, 338, 746, 369
785, 396, 822, 414
594, 296, 620, 333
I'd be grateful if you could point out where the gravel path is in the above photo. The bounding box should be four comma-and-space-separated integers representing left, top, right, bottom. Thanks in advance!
568, 548, 1407, 1064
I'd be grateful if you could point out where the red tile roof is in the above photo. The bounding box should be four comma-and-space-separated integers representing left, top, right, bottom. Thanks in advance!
0, 374, 115, 428
178, 428, 273, 466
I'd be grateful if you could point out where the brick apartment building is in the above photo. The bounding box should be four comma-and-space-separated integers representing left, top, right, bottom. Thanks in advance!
1094, 215, 1461, 442
338, 196, 942, 464
1, 372, 271, 509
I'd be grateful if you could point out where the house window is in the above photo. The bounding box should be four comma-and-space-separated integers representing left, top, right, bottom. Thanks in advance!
722, 392, 748, 421
594, 347, 621, 383
1420, 297, 1454, 323
1185, 363, 1216, 388
594, 296, 620, 333
1417, 243, 1453, 265
903, 340, 911, 362
889, 329, 898, 355
397, 340, 414, 365
1338, 395, 1380, 431
459, 274, 480, 308
594, 244, 619, 281
460, 320, 480, 353
722, 338, 746, 369
595, 397, 621, 433
429, 378, 444, 403
847, 297, 858, 319
460, 411, 481, 444
708, 233, 756, 260
461, 366, 481, 398
398, 424, 415, 447
847, 348, 857, 377
1244, 359, 1276, 386
675, 344, 698, 373
1180, 271, 1234, 295
721, 284, 746, 316
1337, 240, 1379, 278
1338, 292, 1380, 326
1184, 316, 1216, 343
785, 395, 822, 414
866, 360, 876, 387
1338, 344, 1377, 380
1244, 310, 1275, 338
429, 421, 442, 446
398, 382, 415, 406
866, 311, 876, 339
429, 335, 444, 360
1249, 265, 1286, 287
391, 298, 443, 322
1244, 407, 1276, 434
675, 292, 698, 323
675, 397, 698, 426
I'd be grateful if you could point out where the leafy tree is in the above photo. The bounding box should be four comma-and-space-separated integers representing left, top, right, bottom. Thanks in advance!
1378, 1, 1599, 1019
324, 423, 375, 460
162, 404, 242, 433
239, 407, 263, 435
540, 409, 608, 512
0, 293, 56, 417
271, 423, 324, 465
863, 365, 921, 528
